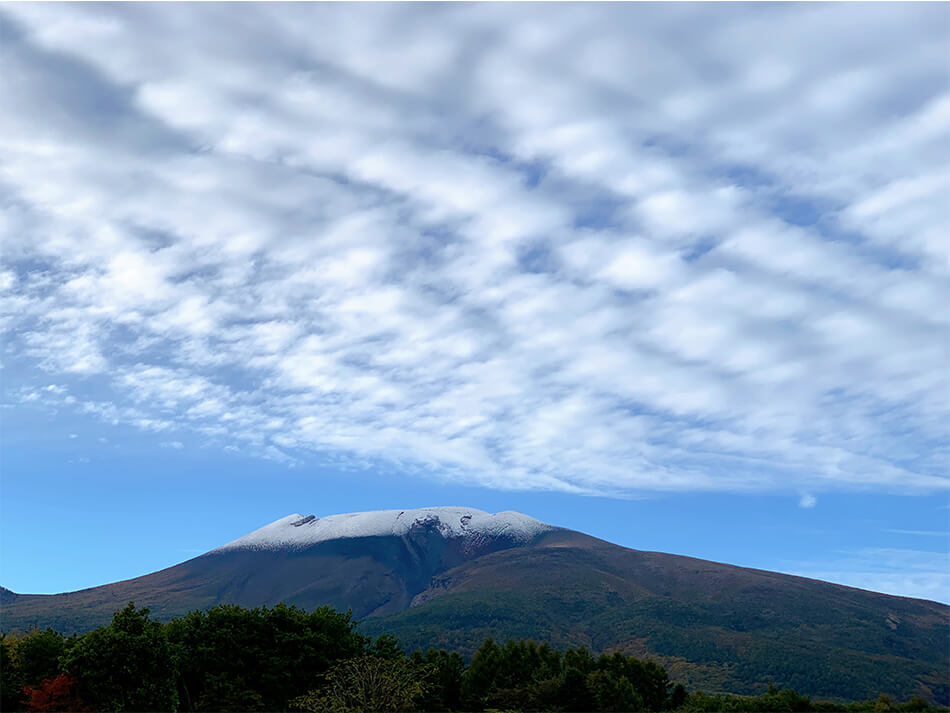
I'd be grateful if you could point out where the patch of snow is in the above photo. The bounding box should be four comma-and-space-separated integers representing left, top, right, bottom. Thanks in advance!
214, 507, 554, 552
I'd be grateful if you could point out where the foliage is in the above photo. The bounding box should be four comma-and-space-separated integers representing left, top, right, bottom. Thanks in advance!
0, 628, 68, 711
23, 673, 90, 712
4, 600, 947, 713
165, 602, 368, 711
679, 687, 945, 713
193, 674, 266, 712
369, 633, 406, 660
409, 648, 466, 711
595, 651, 671, 710
290, 656, 429, 713
456, 637, 676, 712
1, 634, 26, 712
13, 629, 65, 689
60, 602, 178, 712
358, 577, 950, 706
559, 664, 597, 711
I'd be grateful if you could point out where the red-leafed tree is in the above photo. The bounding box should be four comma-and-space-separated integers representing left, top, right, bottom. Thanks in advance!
23, 673, 90, 712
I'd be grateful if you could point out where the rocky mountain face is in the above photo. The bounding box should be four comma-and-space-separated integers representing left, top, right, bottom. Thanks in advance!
2, 507, 947, 704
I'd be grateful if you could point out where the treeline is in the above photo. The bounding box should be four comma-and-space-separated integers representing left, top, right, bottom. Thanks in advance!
1, 602, 944, 712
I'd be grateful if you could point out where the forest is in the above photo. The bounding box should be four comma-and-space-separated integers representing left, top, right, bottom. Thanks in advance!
1, 602, 944, 713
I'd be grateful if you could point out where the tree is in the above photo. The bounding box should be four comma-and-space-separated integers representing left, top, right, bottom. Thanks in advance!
14, 629, 65, 689
370, 634, 405, 660
23, 674, 90, 712
496, 639, 562, 690
874, 694, 895, 712
670, 682, 688, 710
899, 696, 930, 712
194, 674, 266, 712
460, 638, 503, 710
595, 651, 671, 710
290, 656, 429, 713
166, 602, 368, 711
1, 634, 25, 712
759, 685, 812, 712
481, 639, 563, 711
409, 649, 465, 711
559, 665, 596, 712
563, 646, 596, 675
61, 602, 178, 712
587, 669, 645, 712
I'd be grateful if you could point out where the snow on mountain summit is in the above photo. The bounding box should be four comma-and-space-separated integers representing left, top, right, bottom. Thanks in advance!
214, 507, 554, 552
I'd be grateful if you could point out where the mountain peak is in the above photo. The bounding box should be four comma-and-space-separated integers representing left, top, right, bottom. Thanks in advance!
214, 507, 554, 553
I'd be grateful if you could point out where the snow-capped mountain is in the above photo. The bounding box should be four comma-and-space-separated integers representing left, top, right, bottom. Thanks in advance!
2, 507, 948, 704
216, 507, 553, 552
1, 507, 561, 630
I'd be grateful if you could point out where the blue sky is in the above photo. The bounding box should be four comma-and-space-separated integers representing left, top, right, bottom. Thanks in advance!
1, 3, 948, 603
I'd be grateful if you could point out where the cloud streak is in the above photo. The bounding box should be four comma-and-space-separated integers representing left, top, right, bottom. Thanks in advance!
1, 4, 948, 497
787, 547, 950, 604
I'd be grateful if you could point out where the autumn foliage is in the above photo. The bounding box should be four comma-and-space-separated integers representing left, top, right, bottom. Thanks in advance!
23, 674, 90, 712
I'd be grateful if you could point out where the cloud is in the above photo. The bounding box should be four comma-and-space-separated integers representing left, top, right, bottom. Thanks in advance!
799, 494, 817, 509
884, 529, 949, 538
0, 4, 948, 497
787, 548, 950, 604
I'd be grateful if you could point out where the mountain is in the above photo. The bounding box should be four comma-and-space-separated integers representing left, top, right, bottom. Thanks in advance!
0, 508, 552, 629
2, 507, 947, 704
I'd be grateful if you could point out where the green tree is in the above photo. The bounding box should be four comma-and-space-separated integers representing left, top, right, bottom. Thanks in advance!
670, 682, 688, 710
1, 634, 25, 712
486, 640, 563, 711
14, 629, 65, 689
166, 602, 367, 711
874, 694, 895, 712
461, 638, 503, 710
587, 669, 645, 712
563, 646, 596, 675
370, 633, 405, 660
559, 665, 596, 712
898, 696, 930, 712
759, 685, 812, 712
61, 602, 178, 712
194, 674, 266, 712
409, 649, 465, 711
290, 656, 429, 713
595, 651, 670, 711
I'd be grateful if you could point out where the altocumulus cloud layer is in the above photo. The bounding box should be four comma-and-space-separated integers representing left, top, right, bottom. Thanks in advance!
1, 4, 948, 496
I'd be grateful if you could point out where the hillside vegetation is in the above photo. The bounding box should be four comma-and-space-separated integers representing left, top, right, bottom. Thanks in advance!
3, 528, 947, 706
361, 533, 949, 705
1, 602, 946, 713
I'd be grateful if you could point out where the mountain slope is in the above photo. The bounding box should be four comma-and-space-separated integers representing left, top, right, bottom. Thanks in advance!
2, 508, 947, 704
360, 528, 949, 704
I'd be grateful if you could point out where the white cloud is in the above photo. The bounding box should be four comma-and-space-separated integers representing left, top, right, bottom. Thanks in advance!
0, 3, 947, 498
799, 494, 817, 509
884, 529, 949, 538
788, 548, 950, 604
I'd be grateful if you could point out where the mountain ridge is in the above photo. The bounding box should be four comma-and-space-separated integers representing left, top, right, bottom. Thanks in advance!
2, 507, 947, 704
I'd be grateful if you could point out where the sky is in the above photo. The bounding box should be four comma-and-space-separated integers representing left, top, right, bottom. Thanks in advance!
0, 3, 948, 604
